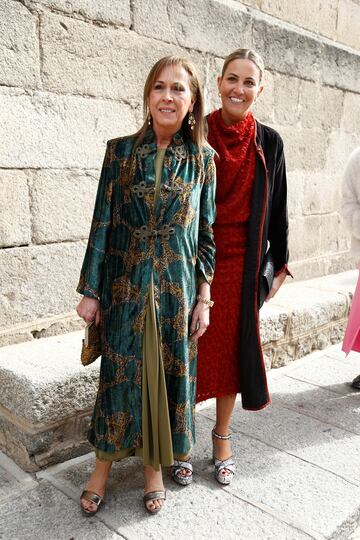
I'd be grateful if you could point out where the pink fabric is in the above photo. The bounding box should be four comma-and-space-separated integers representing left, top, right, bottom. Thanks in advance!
342, 264, 360, 355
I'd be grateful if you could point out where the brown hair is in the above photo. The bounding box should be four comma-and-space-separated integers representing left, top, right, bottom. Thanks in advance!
221, 49, 265, 83
135, 56, 206, 147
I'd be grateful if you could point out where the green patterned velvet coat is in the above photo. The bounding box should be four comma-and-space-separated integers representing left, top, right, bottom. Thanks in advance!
77, 128, 216, 457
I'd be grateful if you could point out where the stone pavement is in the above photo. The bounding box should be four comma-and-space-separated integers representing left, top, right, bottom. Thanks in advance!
0, 344, 360, 540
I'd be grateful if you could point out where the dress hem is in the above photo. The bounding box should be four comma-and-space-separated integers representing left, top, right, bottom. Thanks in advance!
196, 389, 271, 411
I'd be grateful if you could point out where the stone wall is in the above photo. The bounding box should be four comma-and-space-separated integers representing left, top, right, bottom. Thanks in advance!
1, 0, 360, 346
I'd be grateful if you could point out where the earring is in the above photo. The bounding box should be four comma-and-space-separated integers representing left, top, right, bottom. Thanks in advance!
218, 91, 222, 98
147, 113, 152, 126
188, 112, 196, 130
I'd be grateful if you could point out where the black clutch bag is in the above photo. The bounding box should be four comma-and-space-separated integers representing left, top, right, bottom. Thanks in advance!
80, 321, 102, 366
258, 249, 274, 309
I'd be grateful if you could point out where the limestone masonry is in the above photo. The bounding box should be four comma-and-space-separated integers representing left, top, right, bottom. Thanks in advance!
1, 0, 360, 345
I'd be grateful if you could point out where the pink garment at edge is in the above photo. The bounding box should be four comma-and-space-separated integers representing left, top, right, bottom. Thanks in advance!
342, 263, 360, 355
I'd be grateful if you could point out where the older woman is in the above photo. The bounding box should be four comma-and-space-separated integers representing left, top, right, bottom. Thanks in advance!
197, 49, 291, 484
76, 56, 216, 514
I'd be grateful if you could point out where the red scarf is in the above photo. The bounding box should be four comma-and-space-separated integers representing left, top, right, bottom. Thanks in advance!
207, 109, 256, 225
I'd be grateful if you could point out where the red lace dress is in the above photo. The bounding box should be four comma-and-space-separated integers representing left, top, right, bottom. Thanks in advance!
196, 110, 257, 402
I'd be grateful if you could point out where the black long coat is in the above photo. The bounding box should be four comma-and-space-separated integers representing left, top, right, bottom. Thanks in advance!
240, 120, 289, 410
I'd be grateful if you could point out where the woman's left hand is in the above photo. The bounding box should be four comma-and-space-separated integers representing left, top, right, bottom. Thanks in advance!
190, 302, 210, 341
266, 271, 287, 302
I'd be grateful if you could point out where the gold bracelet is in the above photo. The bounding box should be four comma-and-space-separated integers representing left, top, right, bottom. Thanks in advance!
197, 294, 214, 307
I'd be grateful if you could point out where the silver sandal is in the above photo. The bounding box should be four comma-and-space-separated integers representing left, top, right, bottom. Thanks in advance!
80, 489, 105, 517
143, 490, 166, 515
171, 458, 193, 486
212, 428, 236, 485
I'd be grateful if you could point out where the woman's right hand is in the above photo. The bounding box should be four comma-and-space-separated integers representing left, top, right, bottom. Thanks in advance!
76, 296, 100, 324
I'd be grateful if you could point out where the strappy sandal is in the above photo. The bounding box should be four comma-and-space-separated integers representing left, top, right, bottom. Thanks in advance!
143, 490, 166, 515
171, 458, 193, 486
80, 489, 105, 517
212, 428, 236, 485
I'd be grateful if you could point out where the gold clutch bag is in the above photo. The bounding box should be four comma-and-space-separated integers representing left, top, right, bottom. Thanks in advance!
81, 321, 102, 366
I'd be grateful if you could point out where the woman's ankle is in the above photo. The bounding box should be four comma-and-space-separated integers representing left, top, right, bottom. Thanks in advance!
143, 466, 164, 491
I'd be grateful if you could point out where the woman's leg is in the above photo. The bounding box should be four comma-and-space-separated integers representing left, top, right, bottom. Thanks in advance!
143, 466, 165, 511
214, 394, 237, 477
80, 458, 112, 512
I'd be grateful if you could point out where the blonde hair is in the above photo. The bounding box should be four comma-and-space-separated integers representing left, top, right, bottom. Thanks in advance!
136, 56, 206, 147
222, 49, 264, 83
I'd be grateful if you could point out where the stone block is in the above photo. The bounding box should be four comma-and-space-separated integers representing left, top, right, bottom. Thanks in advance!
327, 251, 356, 275
29, 169, 99, 244
341, 91, 360, 135
272, 284, 347, 339
286, 171, 304, 218
0, 332, 99, 470
133, 0, 253, 56
320, 213, 348, 254
305, 269, 357, 296
0, 332, 99, 423
273, 74, 300, 126
301, 172, 340, 216
270, 344, 297, 368
0, 481, 117, 537
289, 215, 322, 260
204, 56, 223, 114
299, 80, 343, 131
261, 0, 338, 40
283, 350, 360, 395
0, 170, 31, 248
133, 0, 173, 45
0, 313, 85, 348
252, 69, 275, 125
233, 0, 261, 7
325, 129, 359, 175
48, 453, 311, 540
320, 42, 360, 92
279, 125, 327, 171
0, 242, 86, 328
0, 451, 37, 503
337, 0, 360, 50
254, 16, 360, 93
0, 88, 137, 169
215, 418, 360, 538
0, 0, 40, 88
40, 13, 187, 101
259, 305, 288, 345
0, 411, 93, 472
34, 0, 131, 26
288, 257, 325, 281
290, 253, 354, 281
253, 19, 323, 83
229, 402, 360, 485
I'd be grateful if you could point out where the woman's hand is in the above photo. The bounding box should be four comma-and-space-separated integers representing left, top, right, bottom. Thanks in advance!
190, 301, 210, 341
266, 271, 287, 302
76, 296, 100, 324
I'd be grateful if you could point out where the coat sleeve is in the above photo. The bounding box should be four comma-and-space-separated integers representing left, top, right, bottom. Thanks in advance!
267, 135, 290, 274
77, 142, 113, 299
341, 152, 360, 240
196, 151, 217, 285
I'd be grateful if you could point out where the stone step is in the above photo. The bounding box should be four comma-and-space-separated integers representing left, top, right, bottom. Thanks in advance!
0, 270, 357, 472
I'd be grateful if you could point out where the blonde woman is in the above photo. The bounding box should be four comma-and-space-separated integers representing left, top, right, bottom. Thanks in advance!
197, 49, 291, 484
76, 56, 216, 514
